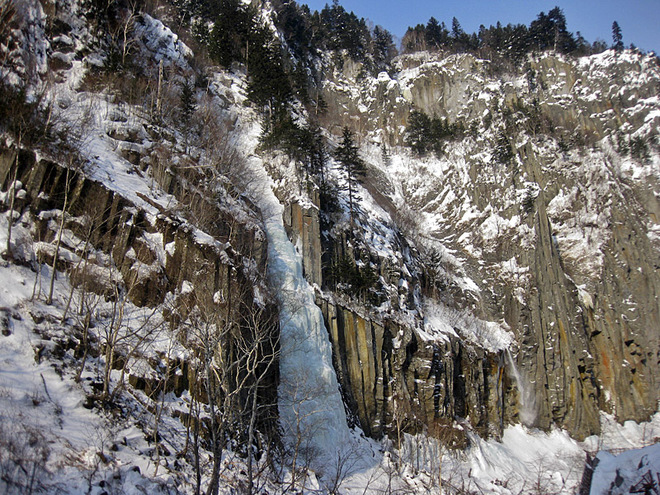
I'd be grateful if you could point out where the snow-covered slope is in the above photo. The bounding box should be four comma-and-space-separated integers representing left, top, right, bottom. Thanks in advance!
1, 0, 659, 493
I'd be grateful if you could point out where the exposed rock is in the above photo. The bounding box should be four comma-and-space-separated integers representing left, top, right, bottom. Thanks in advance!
0, 145, 278, 419
317, 297, 515, 444
283, 196, 323, 286
303, 50, 660, 442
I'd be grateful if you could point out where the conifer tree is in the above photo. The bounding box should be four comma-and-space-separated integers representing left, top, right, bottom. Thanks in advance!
451, 16, 468, 50
334, 127, 365, 224
425, 17, 448, 50
612, 21, 623, 51
405, 110, 432, 155
179, 79, 197, 125
372, 25, 397, 69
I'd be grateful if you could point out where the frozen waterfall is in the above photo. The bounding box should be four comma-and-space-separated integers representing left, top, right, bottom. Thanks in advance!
261, 200, 350, 466
505, 349, 537, 427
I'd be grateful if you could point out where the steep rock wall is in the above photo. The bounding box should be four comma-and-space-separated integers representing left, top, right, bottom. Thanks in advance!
316, 297, 524, 444
313, 51, 660, 440
282, 195, 323, 287
0, 145, 279, 416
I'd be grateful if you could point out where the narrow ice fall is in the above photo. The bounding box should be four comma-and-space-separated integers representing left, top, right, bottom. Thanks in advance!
249, 160, 351, 468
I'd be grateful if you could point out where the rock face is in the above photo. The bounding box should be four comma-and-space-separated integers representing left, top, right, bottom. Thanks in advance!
0, 147, 265, 307
283, 196, 323, 287
317, 297, 509, 445
3, 0, 657, 452
291, 50, 660, 442
0, 145, 278, 418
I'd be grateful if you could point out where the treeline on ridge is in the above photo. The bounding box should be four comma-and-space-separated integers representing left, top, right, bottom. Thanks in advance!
175, 0, 397, 109
403, 7, 620, 62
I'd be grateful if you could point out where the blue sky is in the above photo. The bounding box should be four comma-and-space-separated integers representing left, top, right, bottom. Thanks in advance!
299, 0, 659, 53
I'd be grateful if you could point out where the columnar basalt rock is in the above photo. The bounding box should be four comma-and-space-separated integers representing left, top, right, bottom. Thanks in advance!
0, 146, 278, 417
309, 50, 660, 442
316, 296, 513, 444
283, 196, 323, 287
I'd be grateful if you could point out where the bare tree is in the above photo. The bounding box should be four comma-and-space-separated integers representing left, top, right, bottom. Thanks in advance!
91, 268, 163, 401
3, 147, 21, 261
45, 165, 72, 305
180, 276, 278, 495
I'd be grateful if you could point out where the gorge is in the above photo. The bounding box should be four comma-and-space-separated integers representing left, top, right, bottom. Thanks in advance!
0, 0, 658, 493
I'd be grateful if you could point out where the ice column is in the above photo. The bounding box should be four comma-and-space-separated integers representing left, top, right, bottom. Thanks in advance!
262, 204, 350, 465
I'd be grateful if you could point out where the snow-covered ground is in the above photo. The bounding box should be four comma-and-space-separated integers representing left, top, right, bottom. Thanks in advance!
0, 214, 186, 494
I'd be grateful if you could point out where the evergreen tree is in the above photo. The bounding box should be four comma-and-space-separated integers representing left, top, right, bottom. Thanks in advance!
529, 7, 575, 53
612, 21, 624, 51
208, 0, 252, 67
372, 25, 397, 69
334, 127, 366, 224
316, 0, 372, 61
405, 110, 462, 156
245, 32, 292, 111
548, 7, 576, 53
272, 0, 313, 59
179, 79, 197, 125
451, 17, 463, 40
309, 124, 327, 181
425, 17, 448, 50
451, 17, 469, 51
574, 31, 591, 56
404, 110, 432, 155
494, 131, 514, 165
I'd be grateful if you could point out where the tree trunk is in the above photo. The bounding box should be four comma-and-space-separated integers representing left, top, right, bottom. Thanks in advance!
47, 167, 71, 305
5, 135, 21, 260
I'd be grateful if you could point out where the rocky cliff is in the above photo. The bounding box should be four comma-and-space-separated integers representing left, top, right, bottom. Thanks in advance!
1, 0, 659, 491
282, 50, 660, 442
0, 142, 279, 423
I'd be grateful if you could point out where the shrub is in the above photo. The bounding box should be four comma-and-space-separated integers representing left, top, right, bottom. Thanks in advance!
629, 136, 650, 163
329, 253, 381, 304
493, 131, 514, 165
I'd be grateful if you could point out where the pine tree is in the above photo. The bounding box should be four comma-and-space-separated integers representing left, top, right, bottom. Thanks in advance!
425, 17, 448, 50
179, 79, 197, 125
334, 127, 365, 224
451, 16, 468, 51
494, 131, 514, 165
451, 17, 463, 40
612, 21, 623, 52
548, 7, 576, 53
372, 25, 397, 69
404, 110, 432, 155
208, 0, 251, 67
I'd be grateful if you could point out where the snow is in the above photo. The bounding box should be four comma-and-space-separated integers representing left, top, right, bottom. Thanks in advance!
3, 1, 660, 491
0, 215, 187, 493
423, 299, 513, 351
589, 444, 660, 495
480, 212, 520, 241
132, 14, 193, 70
